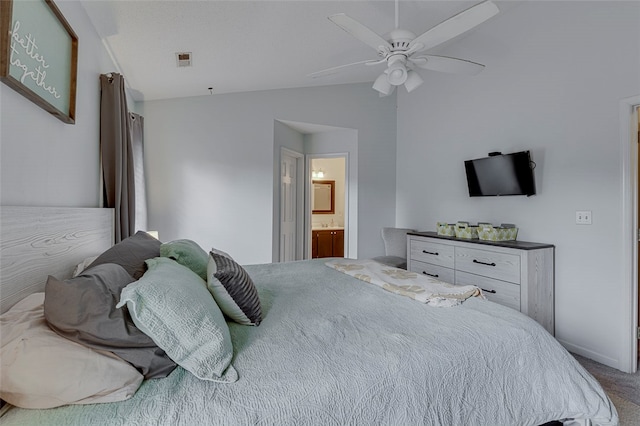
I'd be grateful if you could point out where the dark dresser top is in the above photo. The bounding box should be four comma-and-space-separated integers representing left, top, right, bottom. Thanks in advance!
408, 231, 555, 251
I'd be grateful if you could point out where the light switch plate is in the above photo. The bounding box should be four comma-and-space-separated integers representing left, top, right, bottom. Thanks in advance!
576, 210, 592, 225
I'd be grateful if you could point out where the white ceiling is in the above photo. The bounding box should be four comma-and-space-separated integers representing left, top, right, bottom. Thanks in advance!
80, 1, 515, 102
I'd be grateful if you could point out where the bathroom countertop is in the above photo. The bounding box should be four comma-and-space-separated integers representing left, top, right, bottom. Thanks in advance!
312, 226, 344, 231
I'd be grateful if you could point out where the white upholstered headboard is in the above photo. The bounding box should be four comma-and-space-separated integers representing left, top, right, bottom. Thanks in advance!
0, 206, 114, 314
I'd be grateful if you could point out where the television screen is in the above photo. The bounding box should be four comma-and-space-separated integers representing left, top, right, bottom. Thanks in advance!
464, 151, 536, 197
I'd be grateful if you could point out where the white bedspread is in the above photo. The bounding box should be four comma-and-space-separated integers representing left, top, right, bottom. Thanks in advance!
1, 259, 618, 426
326, 258, 481, 306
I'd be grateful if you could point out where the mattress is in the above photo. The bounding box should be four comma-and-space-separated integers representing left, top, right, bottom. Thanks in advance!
1, 259, 617, 425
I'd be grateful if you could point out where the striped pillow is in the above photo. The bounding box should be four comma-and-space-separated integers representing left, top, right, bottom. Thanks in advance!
206, 252, 262, 326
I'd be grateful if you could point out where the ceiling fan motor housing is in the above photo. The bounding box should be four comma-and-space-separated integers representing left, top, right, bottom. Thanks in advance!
387, 28, 416, 51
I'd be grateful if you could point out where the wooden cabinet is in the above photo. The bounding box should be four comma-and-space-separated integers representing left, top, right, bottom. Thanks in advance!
407, 232, 555, 335
312, 229, 344, 258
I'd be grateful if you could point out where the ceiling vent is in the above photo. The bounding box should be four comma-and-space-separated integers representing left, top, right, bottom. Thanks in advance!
176, 52, 192, 67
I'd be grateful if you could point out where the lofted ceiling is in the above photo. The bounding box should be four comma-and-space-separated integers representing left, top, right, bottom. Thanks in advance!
80, 1, 515, 102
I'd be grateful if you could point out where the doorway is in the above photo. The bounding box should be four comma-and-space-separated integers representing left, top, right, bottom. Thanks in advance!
309, 156, 347, 259
637, 106, 640, 364
273, 120, 358, 263
623, 96, 640, 373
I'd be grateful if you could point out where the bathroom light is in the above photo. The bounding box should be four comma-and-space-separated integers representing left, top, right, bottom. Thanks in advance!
312, 169, 325, 179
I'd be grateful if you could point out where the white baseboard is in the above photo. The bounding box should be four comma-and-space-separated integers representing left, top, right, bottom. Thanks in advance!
558, 339, 623, 372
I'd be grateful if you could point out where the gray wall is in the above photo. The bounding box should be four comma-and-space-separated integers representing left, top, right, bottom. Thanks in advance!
396, 2, 640, 370
139, 83, 397, 265
0, 2, 117, 207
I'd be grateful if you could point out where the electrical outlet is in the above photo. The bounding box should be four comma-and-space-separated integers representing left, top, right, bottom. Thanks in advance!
575, 210, 592, 225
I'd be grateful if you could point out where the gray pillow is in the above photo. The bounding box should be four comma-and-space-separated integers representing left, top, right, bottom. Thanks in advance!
207, 252, 262, 326
160, 239, 209, 281
87, 231, 161, 280
44, 263, 177, 379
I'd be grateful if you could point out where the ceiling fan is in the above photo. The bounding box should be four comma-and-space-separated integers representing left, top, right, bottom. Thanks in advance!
308, 0, 499, 96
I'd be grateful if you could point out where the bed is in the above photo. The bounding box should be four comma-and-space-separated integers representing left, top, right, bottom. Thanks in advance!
0, 207, 618, 426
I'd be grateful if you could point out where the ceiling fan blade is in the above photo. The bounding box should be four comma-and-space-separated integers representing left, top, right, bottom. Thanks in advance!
307, 59, 383, 79
328, 13, 392, 54
408, 1, 499, 53
410, 55, 485, 75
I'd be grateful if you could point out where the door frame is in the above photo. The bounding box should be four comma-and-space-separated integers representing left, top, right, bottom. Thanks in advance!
305, 153, 349, 259
278, 147, 304, 262
621, 94, 640, 373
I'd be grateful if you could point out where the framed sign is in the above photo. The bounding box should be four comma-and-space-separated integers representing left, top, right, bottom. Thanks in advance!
0, 0, 78, 124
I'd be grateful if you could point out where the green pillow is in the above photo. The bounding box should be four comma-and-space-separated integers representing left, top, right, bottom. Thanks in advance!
160, 239, 209, 281
117, 257, 237, 383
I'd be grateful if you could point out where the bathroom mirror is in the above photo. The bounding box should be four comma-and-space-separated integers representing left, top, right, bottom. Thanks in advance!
312, 180, 335, 214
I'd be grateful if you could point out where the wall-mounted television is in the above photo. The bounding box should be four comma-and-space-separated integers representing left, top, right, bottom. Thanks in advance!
464, 151, 536, 197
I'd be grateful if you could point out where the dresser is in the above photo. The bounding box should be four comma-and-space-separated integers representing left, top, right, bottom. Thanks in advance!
312, 229, 344, 258
407, 232, 555, 335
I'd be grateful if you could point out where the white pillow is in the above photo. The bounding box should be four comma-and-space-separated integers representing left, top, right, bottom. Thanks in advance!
72, 255, 99, 277
0, 293, 143, 409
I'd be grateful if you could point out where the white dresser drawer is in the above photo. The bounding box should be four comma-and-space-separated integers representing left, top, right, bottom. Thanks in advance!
406, 232, 554, 335
455, 271, 521, 311
409, 239, 455, 269
455, 246, 520, 284
409, 260, 455, 284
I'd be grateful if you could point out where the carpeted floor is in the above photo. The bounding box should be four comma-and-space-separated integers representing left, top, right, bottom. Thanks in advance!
572, 353, 640, 425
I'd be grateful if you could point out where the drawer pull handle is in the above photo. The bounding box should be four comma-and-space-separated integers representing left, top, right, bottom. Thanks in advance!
422, 250, 439, 256
473, 259, 496, 267
481, 288, 497, 294
422, 271, 439, 278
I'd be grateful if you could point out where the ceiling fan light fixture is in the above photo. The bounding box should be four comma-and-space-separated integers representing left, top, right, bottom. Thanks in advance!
387, 66, 407, 85
404, 70, 424, 93
373, 73, 393, 95
386, 57, 408, 86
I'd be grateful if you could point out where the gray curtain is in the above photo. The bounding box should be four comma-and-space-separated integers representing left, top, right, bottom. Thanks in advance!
130, 113, 147, 234
100, 73, 146, 243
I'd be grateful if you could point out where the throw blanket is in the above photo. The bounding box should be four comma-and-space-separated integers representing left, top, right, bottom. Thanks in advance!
326, 259, 482, 307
